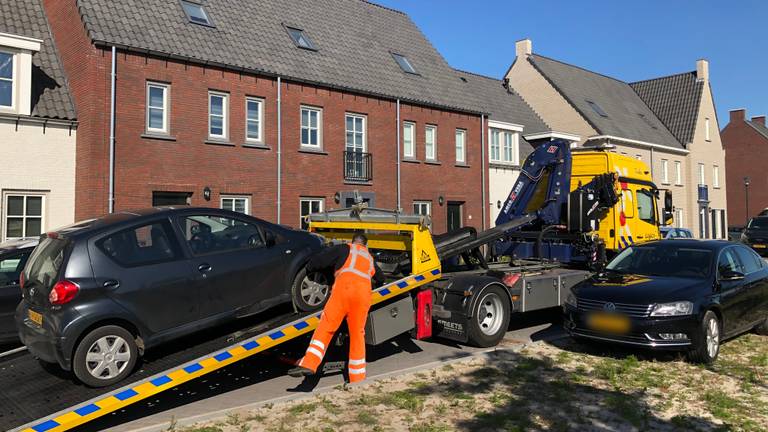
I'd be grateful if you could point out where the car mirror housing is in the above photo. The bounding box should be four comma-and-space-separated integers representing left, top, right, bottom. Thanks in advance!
719, 270, 745, 281
264, 231, 277, 247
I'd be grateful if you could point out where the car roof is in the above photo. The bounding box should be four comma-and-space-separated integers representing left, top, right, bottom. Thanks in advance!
633, 239, 733, 251
0, 237, 39, 252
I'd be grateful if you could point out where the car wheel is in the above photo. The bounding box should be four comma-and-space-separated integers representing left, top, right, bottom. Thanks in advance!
687, 311, 720, 365
466, 285, 510, 348
754, 317, 768, 335
73, 325, 138, 387
291, 267, 330, 312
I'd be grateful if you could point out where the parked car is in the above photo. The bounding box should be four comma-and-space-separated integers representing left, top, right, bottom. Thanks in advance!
659, 227, 694, 239
741, 216, 768, 255
16, 207, 328, 386
0, 238, 38, 344
728, 226, 744, 242
564, 240, 768, 364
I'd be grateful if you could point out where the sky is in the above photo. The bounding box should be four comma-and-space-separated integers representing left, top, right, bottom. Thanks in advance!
374, 0, 768, 127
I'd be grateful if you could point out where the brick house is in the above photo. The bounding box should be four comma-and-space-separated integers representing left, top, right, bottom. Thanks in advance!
721, 109, 768, 225
41, 0, 499, 233
0, 0, 77, 241
506, 39, 728, 238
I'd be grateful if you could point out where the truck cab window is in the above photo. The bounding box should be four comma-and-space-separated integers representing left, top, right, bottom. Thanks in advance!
636, 189, 656, 225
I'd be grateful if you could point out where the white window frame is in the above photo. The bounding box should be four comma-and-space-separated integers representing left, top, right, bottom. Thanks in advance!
698, 163, 705, 185
675, 208, 684, 229
345, 113, 367, 151
403, 121, 415, 159
425, 125, 437, 161
245, 97, 264, 144
146, 82, 169, 134
713, 165, 720, 188
455, 128, 466, 164
299, 197, 324, 229
0, 49, 15, 111
3, 193, 45, 240
675, 161, 683, 185
661, 159, 669, 184
300, 106, 322, 149
502, 131, 519, 164
705, 117, 711, 142
220, 195, 250, 215
490, 129, 501, 162
413, 201, 431, 216
208, 91, 229, 141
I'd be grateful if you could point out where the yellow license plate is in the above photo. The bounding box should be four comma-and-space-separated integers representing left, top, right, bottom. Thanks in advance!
753, 244, 766, 249
587, 313, 630, 334
28, 310, 43, 326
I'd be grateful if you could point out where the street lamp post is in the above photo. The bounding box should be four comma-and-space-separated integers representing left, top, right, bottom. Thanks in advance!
744, 176, 751, 226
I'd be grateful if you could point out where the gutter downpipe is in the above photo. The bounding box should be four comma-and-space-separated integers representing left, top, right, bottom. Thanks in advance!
396, 99, 401, 211
481, 114, 487, 231
277, 76, 282, 224
108, 46, 116, 214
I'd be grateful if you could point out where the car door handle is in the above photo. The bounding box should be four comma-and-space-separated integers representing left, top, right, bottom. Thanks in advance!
198, 263, 212, 273
103, 280, 120, 289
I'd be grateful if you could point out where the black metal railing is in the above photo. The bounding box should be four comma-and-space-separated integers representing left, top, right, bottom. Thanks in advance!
344, 151, 373, 182
698, 184, 709, 203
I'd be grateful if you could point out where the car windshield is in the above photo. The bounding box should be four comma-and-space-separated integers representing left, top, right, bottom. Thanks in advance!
24, 237, 68, 291
605, 244, 712, 279
748, 217, 768, 230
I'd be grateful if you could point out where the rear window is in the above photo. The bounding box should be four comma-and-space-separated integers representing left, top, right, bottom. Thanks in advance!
97, 221, 181, 267
24, 237, 68, 291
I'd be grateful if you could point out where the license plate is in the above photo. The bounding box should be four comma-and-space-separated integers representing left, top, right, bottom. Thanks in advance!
753, 244, 766, 249
28, 310, 43, 326
587, 312, 630, 334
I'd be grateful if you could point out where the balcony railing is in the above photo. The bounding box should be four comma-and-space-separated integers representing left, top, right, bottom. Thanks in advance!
344, 151, 373, 182
698, 184, 709, 203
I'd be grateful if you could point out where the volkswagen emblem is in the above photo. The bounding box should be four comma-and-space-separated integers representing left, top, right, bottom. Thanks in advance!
603, 302, 616, 312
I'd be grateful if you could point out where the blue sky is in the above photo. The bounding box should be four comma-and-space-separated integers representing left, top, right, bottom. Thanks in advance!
375, 0, 767, 127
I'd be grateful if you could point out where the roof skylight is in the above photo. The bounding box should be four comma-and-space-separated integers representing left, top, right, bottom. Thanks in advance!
181, 0, 214, 26
392, 53, 417, 74
286, 27, 317, 50
586, 100, 608, 118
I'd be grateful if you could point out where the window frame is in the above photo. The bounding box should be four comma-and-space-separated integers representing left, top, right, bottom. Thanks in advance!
300, 197, 324, 230
96, 219, 183, 268
180, 0, 215, 27
586, 100, 608, 117
208, 91, 229, 141
489, 129, 501, 162
713, 165, 720, 188
403, 121, 415, 159
661, 159, 669, 184
455, 128, 466, 164
177, 213, 267, 257
425, 124, 437, 161
245, 97, 264, 144
3, 193, 44, 241
636, 189, 656, 225
146, 82, 170, 135
675, 208, 684, 229
300, 105, 322, 149
0, 49, 15, 111
220, 195, 251, 215
705, 117, 711, 142
698, 163, 705, 185
391, 52, 418, 75
674, 160, 683, 185
413, 201, 431, 216
345, 113, 367, 152
285, 26, 317, 51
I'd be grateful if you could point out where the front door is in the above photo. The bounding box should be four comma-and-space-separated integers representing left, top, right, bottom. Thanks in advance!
447, 202, 463, 233
717, 247, 751, 334
345, 114, 366, 179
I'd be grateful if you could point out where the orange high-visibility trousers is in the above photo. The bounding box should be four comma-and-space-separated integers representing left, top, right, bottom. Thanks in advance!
298, 277, 371, 382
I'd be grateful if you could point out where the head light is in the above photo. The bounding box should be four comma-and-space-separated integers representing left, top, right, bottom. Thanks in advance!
564, 293, 577, 308
650, 301, 693, 317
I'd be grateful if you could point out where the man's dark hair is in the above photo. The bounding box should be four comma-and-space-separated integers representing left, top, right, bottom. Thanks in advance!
352, 232, 368, 245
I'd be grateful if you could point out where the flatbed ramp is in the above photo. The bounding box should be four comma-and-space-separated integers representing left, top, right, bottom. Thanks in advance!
6, 268, 441, 432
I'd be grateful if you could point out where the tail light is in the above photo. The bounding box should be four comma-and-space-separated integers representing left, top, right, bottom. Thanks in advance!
49, 280, 79, 305
19, 272, 25, 289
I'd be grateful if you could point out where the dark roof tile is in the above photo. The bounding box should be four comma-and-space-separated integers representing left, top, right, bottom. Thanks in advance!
630, 72, 703, 145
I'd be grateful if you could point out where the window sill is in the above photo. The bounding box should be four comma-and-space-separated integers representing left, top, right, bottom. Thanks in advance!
661, 182, 671, 186
674, 183, 684, 187
402, 158, 421, 164
205, 139, 235, 147
298, 148, 328, 155
424, 160, 441, 166
344, 180, 373, 186
455, 163, 471, 168
243, 143, 271, 150
141, 133, 177, 142
489, 162, 520, 170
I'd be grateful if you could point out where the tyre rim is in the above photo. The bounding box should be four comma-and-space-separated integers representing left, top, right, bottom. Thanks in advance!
706, 317, 719, 359
85, 335, 131, 380
477, 292, 504, 336
301, 274, 329, 307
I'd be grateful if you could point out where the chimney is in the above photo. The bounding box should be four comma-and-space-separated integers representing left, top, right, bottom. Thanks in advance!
696, 59, 709, 83
752, 116, 766, 126
730, 109, 746, 123
516, 39, 532, 58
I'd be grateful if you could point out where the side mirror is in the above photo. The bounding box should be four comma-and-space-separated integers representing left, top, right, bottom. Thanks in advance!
720, 270, 745, 281
264, 230, 277, 247
663, 190, 674, 226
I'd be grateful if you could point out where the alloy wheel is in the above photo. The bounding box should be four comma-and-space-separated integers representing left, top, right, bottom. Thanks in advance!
85, 335, 131, 380
706, 317, 720, 359
301, 273, 329, 307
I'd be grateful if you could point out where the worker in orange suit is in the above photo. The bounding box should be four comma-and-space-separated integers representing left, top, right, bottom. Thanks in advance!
288, 233, 385, 383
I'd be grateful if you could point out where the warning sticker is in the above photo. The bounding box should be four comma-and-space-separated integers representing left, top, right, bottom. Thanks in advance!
420, 250, 432, 263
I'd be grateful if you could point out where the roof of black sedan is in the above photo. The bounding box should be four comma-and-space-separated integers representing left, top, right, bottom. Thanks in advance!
633, 239, 734, 251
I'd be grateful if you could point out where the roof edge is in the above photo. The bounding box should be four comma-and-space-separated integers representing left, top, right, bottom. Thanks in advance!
587, 135, 689, 154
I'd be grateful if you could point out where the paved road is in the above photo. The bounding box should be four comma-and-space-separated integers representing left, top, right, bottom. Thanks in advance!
79, 309, 565, 432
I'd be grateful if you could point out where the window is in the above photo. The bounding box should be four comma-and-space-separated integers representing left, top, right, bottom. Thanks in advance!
152, 191, 191, 206
245, 98, 263, 143
675, 161, 682, 185
208, 92, 229, 140
713, 165, 720, 188
0, 51, 13, 108
636, 189, 656, 224
300, 106, 322, 148
490, 129, 500, 161
392, 53, 417, 74
413, 201, 431, 216
735, 246, 762, 274
675, 208, 684, 228
403, 122, 415, 159
698, 163, 705, 185
146, 82, 169, 134
300, 198, 324, 230
180, 215, 265, 256
425, 125, 436, 161
180, 0, 214, 26
221, 196, 250, 215
286, 27, 317, 50
503, 131, 518, 164
586, 100, 608, 117
5, 194, 43, 239
635, 154, 642, 160
490, 129, 518, 164
661, 159, 669, 184
97, 221, 180, 267
0, 251, 29, 287
346, 114, 366, 151
455, 129, 466, 164
705, 117, 711, 141
718, 248, 741, 277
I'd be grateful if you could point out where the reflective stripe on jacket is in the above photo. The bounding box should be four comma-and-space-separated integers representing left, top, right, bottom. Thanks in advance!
335, 244, 375, 281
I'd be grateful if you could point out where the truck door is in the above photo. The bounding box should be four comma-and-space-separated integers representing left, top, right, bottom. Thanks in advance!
632, 188, 661, 244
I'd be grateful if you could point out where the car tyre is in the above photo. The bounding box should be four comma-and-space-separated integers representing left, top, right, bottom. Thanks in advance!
754, 317, 768, 336
467, 285, 510, 348
687, 311, 720, 365
73, 325, 138, 388
291, 267, 331, 312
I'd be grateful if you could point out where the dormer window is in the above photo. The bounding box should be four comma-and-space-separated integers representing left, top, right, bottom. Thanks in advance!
181, 0, 214, 27
0, 32, 42, 116
0, 51, 13, 108
392, 53, 417, 74
285, 26, 316, 50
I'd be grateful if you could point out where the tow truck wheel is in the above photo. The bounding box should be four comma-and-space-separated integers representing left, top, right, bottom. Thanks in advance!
467, 285, 511, 347
73, 325, 138, 387
292, 268, 330, 312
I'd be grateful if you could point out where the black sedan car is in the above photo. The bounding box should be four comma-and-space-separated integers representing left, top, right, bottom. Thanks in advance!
564, 240, 768, 364
0, 238, 38, 344
16, 207, 328, 386
741, 216, 768, 255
